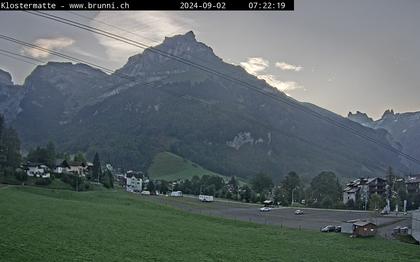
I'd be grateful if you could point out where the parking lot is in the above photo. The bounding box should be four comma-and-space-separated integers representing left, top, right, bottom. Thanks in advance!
140, 194, 411, 238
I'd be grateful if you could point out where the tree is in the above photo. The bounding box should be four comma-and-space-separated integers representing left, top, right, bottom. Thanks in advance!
14, 168, 27, 185
45, 141, 56, 168
2, 128, 21, 169
251, 173, 273, 194
158, 180, 170, 194
102, 169, 114, 189
309, 171, 342, 207
281, 171, 301, 204
273, 186, 282, 205
386, 166, 395, 188
385, 166, 396, 201
73, 152, 86, 163
241, 185, 252, 203
92, 152, 102, 182
0, 115, 22, 177
320, 196, 334, 209
228, 176, 239, 191
184, 179, 192, 194
147, 180, 155, 193
228, 176, 239, 199
203, 184, 216, 196
345, 199, 355, 209
369, 193, 385, 210
27, 143, 55, 168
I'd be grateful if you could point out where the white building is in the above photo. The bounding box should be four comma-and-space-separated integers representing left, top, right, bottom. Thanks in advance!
26, 164, 51, 178
53, 166, 64, 174
126, 175, 142, 193
67, 162, 86, 176
343, 187, 359, 205
412, 209, 420, 243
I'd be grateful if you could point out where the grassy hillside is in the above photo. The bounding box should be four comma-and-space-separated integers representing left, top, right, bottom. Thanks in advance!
148, 151, 224, 181
1, 186, 419, 261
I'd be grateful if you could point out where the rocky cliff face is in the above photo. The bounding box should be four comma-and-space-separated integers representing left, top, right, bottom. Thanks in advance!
0, 69, 24, 122
349, 109, 420, 171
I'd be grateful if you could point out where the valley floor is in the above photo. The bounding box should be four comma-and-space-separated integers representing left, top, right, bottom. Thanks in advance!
0, 186, 419, 261
141, 194, 411, 239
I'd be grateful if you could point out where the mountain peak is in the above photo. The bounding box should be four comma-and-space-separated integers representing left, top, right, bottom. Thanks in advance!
153, 30, 212, 56
382, 109, 395, 118
163, 31, 197, 43
118, 31, 220, 77
0, 69, 13, 86
347, 111, 374, 127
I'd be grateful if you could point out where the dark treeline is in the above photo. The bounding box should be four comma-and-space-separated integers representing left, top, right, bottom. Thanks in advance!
166, 169, 420, 211
0, 115, 23, 181
0, 115, 113, 190
167, 171, 343, 208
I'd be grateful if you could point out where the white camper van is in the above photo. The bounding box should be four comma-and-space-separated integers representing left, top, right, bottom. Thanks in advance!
170, 191, 183, 197
199, 195, 214, 202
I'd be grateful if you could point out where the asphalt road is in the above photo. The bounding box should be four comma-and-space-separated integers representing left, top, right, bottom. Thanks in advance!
139, 194, 411, 238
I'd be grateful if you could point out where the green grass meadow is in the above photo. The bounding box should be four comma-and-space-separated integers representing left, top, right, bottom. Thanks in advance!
147, 152, 224, 181
0, 186, 419, 261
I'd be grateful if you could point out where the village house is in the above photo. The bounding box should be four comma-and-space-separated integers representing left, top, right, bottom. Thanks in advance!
53, 159, 65, 174
55, 160, 90, 176
406, 174, 420, 195
343, 177, 387, 205
26, 163, 51, 178
367, 177, 387, 196
126, 175, 142, 193
343, 178, 368, 205
341, 219, 377, 237
412, 209, 420, 243
67, 161, 86, 176
342, 186, 361, 205
353, 221, 377, 237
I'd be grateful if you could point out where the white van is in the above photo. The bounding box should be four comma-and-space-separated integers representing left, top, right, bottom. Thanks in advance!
199, 195, 214, 202
170, 191, 183, 197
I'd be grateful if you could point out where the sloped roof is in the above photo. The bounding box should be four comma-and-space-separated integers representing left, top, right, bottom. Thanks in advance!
68, 161, 85, 167
354, 221, 376, 227
343, 187, 359, 193
406, 175, 420, 183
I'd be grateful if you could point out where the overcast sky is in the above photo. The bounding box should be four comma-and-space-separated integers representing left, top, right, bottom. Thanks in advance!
0, 0, 419, 119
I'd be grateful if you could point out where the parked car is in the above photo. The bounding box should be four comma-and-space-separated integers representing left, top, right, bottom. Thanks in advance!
334, 226, 341, 232
321, 225, 336, 232
260, 207, 272, 212
294, 209, 304, 215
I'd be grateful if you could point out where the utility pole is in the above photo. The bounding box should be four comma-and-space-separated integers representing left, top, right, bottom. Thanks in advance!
291, 187, 299, 206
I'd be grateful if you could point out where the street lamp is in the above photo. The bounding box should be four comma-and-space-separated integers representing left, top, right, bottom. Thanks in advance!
291, 187, 299, 206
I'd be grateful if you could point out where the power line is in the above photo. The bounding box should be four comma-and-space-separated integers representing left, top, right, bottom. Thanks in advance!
67, 11, 162, 46
0, 35, 115, 75
24, 11, 420, 167
65, 11, 234, 72
0, 35, 168, 92
0, 48, 45, 65
0, 39, 412, 177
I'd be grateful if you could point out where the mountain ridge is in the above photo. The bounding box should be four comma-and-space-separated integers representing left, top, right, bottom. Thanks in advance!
348, 109, 420, 171
0, 32, 413, 180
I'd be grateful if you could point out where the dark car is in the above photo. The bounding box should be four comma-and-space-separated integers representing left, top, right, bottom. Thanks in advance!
334, 226, 341, 232
321, 225, 336, 232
